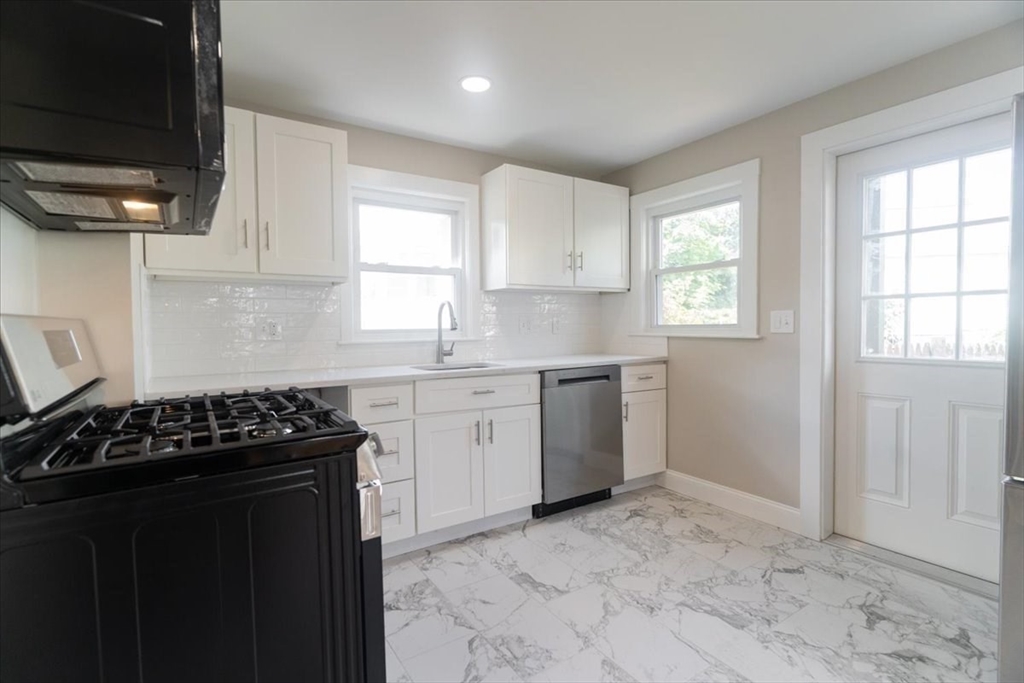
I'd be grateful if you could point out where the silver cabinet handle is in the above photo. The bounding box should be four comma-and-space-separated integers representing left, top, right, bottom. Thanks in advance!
488, 419, 494, 444
567, 251, 574, 271
381, 510, 401, 520
472, 389, 495, 395
637, 375, 654, 381
369, 399, 399, 408
381, 450, 399, 457
264, 221, 271, 250
241, 219, 248, 248
475, 420, 481, 445
623, 401, 629, 422
578, 251, 584, 271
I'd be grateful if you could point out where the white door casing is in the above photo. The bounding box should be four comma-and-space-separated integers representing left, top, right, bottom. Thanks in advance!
835, 114, 1011, 581
483, 404, 542, 515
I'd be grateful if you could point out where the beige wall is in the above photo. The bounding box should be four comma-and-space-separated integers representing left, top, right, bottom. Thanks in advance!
226, 100, 591, 183
602, 20, 1024, 507
0, 207, 38, 315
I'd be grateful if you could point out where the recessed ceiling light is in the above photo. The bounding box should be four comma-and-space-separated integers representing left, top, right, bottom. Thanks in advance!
460, 76, 491, 93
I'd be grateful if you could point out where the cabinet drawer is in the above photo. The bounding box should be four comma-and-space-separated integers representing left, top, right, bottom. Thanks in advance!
367, 420, 414, 483
623, 364, 666, 392
381, 480, 416, 543
415, 373, 540, 414
349, 384, 413, 423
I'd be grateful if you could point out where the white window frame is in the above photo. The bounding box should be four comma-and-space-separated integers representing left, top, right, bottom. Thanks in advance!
629, 158, 760, 338
343, 165, 480, 344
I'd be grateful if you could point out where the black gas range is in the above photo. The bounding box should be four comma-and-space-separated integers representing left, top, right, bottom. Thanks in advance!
0, 315, 386, 683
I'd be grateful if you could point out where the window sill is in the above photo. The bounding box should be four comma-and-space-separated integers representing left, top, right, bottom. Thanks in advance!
629, 330, 763, 340
338, 337, 484, 347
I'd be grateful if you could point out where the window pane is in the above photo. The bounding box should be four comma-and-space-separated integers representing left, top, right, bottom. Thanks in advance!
963, 221, 1010, 291
911, 160, 959, 228
863, 171, 907, 234
659, 201, 739, 268
862, 298, 905, 358
908, 296, 956, 359
360, 271, 455, 330
964, 149, 1011, 222
961, 294, 1007, 361
659, 267, 737, 325
909, 229, 957, 294
358, 203, 454, 267
863, 234, 906, 295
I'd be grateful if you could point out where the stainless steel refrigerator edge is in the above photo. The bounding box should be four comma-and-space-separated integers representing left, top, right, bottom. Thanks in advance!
998, 92, 1024, 683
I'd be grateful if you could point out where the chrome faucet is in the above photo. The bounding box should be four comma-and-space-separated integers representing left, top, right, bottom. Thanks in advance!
435, 301, 458, 364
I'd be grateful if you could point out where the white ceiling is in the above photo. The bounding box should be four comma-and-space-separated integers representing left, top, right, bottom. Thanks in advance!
221, 1, 1023, 176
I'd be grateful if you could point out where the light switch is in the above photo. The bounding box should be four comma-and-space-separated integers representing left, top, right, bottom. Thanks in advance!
770, 310, 795, 334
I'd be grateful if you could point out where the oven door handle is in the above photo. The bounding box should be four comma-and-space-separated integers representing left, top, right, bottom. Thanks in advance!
356, 433, 384, 541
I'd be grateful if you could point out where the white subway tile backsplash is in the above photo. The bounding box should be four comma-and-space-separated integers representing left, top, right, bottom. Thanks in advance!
145, 279, 604, 379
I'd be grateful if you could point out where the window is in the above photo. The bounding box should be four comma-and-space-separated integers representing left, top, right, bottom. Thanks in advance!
859, 146, 1011, 362
346, 166, 479, 342
630, 159, 760, 338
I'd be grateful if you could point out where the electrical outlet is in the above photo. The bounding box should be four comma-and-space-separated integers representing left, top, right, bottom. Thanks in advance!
769, 310, 795, 334
260, 319, 283, 340
518, 315, 531, 334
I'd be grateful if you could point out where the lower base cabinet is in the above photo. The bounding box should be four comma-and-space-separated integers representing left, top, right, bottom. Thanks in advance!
381, 480, 416, 543
623, 388, 667, 480
414, 405, 541, 534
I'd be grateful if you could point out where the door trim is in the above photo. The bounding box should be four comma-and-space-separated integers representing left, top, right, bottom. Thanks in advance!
799, 66, 1024, 540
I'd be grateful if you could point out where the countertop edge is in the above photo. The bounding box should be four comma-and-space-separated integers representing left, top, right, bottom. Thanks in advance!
144, 355, 668, 399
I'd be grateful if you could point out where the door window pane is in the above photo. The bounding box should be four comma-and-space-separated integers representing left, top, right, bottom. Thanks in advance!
964, 149, 1011, 222
659, 267, 737, 325
908, 296, 956, 359
862, 298, 905, 357
909, 229, 957, 294
659, 201, 740, 268
358, 203, 454, 267
963, 222, 1010, 292
863, 171, 907, 234
360, 272, 455, 330
863, 235, 906, 295
911, 160, 959, 228
961, 294, 1007, 361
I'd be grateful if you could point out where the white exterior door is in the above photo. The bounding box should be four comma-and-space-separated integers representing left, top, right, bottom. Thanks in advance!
255, 114, 348, 279
506, 166, 574, 288
145, 107, 258, 272
483, 404, 542, 515
623, 389, 667, 480
573, 178, 629, 290
414, 411, 484, 533
835, 114, 1013, 581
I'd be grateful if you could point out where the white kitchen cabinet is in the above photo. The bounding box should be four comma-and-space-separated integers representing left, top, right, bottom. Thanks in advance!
144, 107, 258, 273
367, 419, 415, 484
623, 388, 667, 480
144, 109, 348, 282
414, 411, 485, 533
255, 114, 348, 279
573, 178, 629, 290
483, 404, 542, 515
381, 480, 416, 543
481, 164, 628, 292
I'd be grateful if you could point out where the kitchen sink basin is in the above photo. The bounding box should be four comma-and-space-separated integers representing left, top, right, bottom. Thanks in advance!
410, 362, 504, 371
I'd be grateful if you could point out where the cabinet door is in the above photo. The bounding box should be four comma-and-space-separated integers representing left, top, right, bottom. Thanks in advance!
255, 114, 349, 279
623, 389, 667, 480
414, 412, 484, 532
506, 166, 574, 288
145, 107, 257, 272
573, 178, 629, 290
483, 404, 542, 515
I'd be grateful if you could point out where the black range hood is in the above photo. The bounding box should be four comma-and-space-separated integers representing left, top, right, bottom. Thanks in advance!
0, 0, 225, 235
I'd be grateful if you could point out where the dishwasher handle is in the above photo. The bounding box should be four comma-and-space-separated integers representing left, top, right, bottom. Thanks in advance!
541, 365, 621, 389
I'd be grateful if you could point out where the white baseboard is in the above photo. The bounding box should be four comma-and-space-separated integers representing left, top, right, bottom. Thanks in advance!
382, 507, 532, 559
658, 470, 802, 534
613, 474, 660, 495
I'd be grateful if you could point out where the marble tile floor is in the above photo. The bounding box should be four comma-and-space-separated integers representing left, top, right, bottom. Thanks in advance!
382, 486, 999, 683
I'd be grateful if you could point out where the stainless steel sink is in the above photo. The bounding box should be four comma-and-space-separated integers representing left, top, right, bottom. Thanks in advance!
410, 362, 503, 371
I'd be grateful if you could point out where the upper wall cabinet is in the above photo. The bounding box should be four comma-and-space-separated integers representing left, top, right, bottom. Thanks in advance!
144, 108, 349, 282
482, 164, 628, 292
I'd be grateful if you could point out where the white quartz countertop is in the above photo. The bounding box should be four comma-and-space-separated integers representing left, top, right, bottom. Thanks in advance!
144, 354, 667, 398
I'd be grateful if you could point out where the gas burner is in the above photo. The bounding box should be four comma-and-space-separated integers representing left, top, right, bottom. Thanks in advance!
248, 421, 296, 439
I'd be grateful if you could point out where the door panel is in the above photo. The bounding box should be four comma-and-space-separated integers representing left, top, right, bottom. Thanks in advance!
835, 114, 1012, 581
573, 178, 629, 290
414, 412, 484, 532
483, 404, 541, 515
256, 114, 348, 279
145, 107, 257, 272
506, 166, 574, 288
623, 389, 667, 480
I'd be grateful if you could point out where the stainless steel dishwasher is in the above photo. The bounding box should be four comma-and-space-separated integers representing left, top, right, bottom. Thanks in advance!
535, 365, 624, 517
